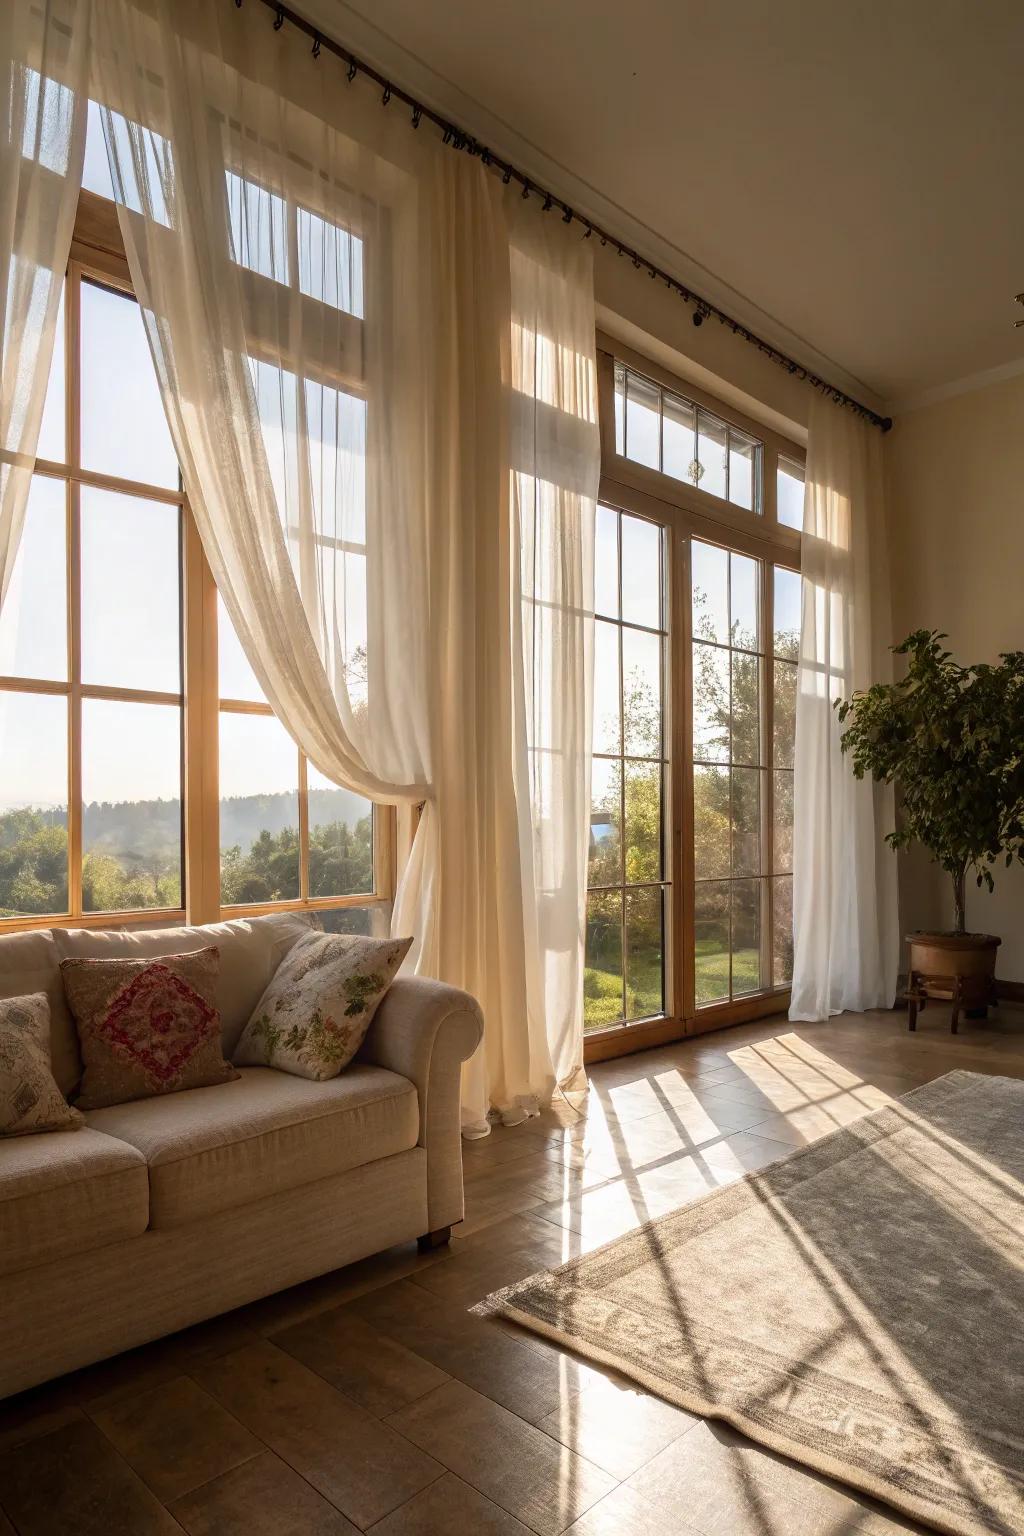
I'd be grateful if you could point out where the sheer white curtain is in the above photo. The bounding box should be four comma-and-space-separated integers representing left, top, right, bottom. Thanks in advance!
91, 0, 598, 1132
790, 395, 898, 1020
0, 0, 89, 598
507, 211, 597, 1108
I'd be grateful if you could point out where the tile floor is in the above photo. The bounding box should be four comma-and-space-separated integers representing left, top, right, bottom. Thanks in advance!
1, 1003, 1021, 1535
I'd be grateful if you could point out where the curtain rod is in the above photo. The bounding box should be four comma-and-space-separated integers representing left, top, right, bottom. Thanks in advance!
240, 0, 892, 432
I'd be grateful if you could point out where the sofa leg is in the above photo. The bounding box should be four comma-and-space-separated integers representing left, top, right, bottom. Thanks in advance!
417, 1226, 452, 1253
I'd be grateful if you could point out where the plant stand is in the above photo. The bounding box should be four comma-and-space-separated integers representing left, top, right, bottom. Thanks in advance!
905, 970, 998, 1034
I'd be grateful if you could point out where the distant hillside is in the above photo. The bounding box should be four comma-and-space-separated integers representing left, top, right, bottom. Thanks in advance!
0, 788, 370, 858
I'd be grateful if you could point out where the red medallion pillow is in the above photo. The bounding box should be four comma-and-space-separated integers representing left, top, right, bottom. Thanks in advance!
60, 947, 239, 1110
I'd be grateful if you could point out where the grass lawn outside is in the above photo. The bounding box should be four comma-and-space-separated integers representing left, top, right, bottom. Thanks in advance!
584, 942, 761, 1031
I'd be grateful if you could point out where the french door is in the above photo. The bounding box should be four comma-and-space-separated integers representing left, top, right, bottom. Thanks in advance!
583, 498, 797, 1059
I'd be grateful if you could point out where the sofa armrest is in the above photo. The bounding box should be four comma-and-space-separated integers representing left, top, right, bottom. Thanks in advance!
360, 976, 483, 1231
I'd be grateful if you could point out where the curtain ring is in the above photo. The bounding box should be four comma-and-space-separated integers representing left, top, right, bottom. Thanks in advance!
311, 34, 321, 58
347, 60, 357, 82
273, 6, 284, 28
382, 85, 391, 105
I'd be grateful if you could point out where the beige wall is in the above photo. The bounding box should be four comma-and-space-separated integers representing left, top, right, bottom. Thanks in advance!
886, 372, 1024, 980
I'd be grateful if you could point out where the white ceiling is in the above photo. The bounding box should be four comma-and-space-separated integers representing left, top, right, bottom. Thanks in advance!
308, 0, 1024, 407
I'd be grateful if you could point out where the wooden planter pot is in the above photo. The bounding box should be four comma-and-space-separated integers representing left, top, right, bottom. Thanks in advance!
905, 932, 1000, 1034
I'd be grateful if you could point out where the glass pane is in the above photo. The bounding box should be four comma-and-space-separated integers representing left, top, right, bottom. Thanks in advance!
777, 457, 805, 530
218, 593, 266, 704
692, 642, 730, 762
728, 428, 760, 512
696, 409, 727, 499
732, 880, 762, 995
0, 475, 66, 681
316, 897, 393, 933
694, 880, 730, 1006
624, 761, 661, 883
662, 390, 696, 483
622, 628, 661, 757
81, 699, 182, 912
625, 887, 663, 1021
80, 487, 180, 692
37, 284, 65, 464
82, 99, 114, 199
625, 371, 660, 470
620, 514, 661, 629
0, 692, 68, 917
613, 362, 625, 457
298, 206, 364, 318
226, 171, 288, 284
691, 540, 728, 644
593, 620, 621, 755
773, 566, 801, 660
693, 764, 730, 880
730, 552, 760, 651
773, 875, 794, 986
584, 889, 623, 1030
219, 712, 300, 904
732, 767, 761, 877
731, 650, 761, 765
773, 659, 797, 768
773, 768, 794, 874
317, 903, 392, 938
307, 762, 373, 898
80, 280, 178, 490
594, 504, 619, 620
588, 757, 621, 887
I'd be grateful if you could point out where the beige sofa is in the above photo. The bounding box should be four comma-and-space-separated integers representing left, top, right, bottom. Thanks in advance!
0, 912, 482, 1400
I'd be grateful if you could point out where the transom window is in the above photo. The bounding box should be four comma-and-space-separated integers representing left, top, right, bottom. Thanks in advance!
613, 361, 763, 513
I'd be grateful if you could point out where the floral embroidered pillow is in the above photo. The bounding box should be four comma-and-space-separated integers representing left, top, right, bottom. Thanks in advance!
60, 948, 239, 1111
0, 993, 83, 1136
234, 931, 411, 1082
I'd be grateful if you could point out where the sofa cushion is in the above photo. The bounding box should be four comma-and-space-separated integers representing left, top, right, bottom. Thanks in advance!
84, 1064, 420, 1229
0, 992, 83, 1136
61, 948, 239, 1110
53, 913, 313, 1056
0, 1126, 148, 1276
0, 928, 81, 1097
234, 931, 412, 1081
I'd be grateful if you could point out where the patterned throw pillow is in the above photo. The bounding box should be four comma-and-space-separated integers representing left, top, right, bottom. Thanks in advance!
233, 931, 411, 1082
60, 947, 239, 1111
0, 993, 83, 1136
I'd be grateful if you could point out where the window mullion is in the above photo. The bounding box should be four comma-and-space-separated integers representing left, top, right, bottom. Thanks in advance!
298, 751, 310, 902
67, 265, 83, 920
183, 510, 220, 925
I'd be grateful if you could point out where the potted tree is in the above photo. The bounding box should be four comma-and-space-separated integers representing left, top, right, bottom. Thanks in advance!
836, 630, 1024, 1030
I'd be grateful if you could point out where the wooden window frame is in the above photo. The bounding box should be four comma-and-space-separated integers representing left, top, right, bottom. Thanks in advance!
0, 189, 395, 935
587, 336, 804, 1063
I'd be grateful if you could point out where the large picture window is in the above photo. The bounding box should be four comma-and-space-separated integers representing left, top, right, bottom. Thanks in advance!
0, 186, 390, 932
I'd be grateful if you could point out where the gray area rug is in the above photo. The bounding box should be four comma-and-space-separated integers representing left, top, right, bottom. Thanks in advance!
484, 1070, 1024, 1536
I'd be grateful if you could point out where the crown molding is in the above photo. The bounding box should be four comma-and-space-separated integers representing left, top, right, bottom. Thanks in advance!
888, 355, 1024, 416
